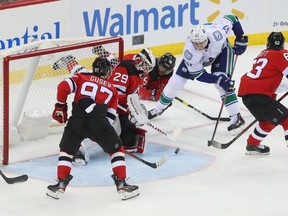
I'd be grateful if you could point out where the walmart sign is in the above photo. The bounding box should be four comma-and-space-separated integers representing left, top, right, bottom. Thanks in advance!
83, 0, 200, 36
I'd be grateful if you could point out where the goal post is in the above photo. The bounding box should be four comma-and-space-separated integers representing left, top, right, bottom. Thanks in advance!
1, 36, 124, 165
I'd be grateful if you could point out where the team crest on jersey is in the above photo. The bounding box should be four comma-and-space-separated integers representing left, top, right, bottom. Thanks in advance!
212, 30, 223, 41
184, 49, 193, 60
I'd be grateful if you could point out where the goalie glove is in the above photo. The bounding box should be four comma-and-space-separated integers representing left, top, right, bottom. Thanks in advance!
233, 35, 248, 55
52, 103, 68, 123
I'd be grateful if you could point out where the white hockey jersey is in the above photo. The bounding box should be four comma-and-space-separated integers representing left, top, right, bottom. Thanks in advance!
183, 17, 234, 79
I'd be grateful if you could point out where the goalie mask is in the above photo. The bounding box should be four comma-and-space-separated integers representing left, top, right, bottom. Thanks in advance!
190, 25, 208, 51
157, 52, 176, 75
134, 48, 156, 74
92, 57, 112, 79
267, 32, 285, 50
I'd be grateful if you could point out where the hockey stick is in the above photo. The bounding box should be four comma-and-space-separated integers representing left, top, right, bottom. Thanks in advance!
208, 55, 238, 147
210, 91, 288, 149
0, 170, 28, 184
125, 151, 168, 169
175, 97, 230, 121
146, 123, 182, 141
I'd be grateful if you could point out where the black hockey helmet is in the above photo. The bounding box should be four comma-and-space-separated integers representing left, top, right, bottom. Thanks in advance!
267, 32, 285, 50
157, 52, 176, 74
92, 57, 112, 79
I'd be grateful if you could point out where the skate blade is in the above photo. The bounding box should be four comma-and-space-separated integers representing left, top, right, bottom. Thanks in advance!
245, 151, 270, 156
119, 189, 140, 200
46, 189, 64, 199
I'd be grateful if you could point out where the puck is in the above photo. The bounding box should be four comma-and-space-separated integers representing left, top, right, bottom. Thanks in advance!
175, 147, 180, 154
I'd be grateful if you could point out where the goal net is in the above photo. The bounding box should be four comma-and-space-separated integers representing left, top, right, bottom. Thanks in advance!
0, 36, 124, 165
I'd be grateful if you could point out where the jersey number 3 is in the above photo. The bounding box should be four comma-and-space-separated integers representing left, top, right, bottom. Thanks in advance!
246, 58, 268, 79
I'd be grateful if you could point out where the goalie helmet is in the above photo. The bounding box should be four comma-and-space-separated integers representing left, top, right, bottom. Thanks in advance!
267, 32, 285, 50
92, 57, 112, 79
134, 48, 156, 74
157, 52, 176, 75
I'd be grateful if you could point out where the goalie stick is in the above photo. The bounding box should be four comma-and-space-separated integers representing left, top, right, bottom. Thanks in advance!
125, 151, 168, 169
210, 91, 288, 149
0, 170, 28, 184
175, 97, 230, 121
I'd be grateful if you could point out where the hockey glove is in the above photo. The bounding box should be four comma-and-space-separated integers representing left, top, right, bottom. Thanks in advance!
233, 35, 248, 55
216, 75, 235, 92
52, 103, 68, 123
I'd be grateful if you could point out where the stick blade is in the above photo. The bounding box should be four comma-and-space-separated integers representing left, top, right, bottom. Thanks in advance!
169, 127, 182, 141
156, 154, 168, 168
0, 171, 28, 184
208, 140, 230, 149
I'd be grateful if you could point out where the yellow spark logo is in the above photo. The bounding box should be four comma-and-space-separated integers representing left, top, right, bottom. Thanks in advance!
207, 0, 245, 22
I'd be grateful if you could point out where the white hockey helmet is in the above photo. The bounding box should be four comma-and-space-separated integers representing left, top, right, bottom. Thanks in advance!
190, 25, 208, 43
134, 48, 156, 74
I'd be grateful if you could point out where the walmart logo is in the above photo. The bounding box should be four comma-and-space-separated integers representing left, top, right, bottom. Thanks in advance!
207, 0, 245, 22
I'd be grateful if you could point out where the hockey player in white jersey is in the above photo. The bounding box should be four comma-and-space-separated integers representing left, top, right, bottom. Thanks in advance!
148, 14, 248, 131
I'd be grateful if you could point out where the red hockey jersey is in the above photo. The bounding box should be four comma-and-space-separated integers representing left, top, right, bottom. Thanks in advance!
57, 72, 118, 118
108, 60, 144, 114
238, 49, 288, 97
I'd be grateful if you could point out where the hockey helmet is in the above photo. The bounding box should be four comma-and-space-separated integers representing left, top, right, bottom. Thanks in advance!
157, 52, 176, 75
190, 25, 208, 50
267, 32, 285, 50
92, 57, 112, 79
134, 48, 156, 74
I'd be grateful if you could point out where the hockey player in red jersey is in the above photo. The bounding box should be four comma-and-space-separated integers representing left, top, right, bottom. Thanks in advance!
92, 45, 176, 101
238, 32, 288, 155
107, 48, 156, 153
52, 48, 157, 159
47, 57, 139, 200
139, 52, 176, 101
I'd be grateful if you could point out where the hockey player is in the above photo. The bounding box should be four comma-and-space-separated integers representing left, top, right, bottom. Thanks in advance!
92, 46, 176, 101
139, 52, 176, 101
52, 48, 156, 165
46, 57, 139, 200
107, 48, 156, 153
238, 32, 288, 155
148, 15, 248, 132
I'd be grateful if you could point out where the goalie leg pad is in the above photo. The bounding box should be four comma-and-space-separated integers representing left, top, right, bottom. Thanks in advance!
123, 128, 147, 154
135, 128, 148, 154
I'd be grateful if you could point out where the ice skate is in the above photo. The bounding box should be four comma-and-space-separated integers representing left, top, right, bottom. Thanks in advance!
227, 113, 245, 131
46, 174, 73, 199
111, 174, 139, 200
72, 150, 88, 166
72, 143, 89, 166
148, 103, 172, 120
245, 144, 270, 155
